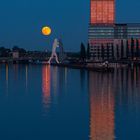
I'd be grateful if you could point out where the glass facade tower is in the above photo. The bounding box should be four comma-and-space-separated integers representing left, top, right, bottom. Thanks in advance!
89, 0, 140, 60
90, 0, 115, 24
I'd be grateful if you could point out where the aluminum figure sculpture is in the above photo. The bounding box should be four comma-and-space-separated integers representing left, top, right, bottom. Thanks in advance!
48, 38, 60, 64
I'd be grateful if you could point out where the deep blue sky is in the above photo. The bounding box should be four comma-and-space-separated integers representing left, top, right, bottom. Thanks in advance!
0, 0, 140, 51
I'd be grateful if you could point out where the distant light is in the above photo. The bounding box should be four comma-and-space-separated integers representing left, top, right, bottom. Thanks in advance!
42, 26, 51, 36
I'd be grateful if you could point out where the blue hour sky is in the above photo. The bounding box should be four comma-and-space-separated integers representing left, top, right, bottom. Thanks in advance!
0, 0, 140, 51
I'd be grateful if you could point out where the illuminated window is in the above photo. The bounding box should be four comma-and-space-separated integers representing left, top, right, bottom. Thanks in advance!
90, 0, 115, 24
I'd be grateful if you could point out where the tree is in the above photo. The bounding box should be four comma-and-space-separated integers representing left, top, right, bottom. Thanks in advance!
131, 38, 134, 60
80, 43, 86, 61
12, 46, 26, 53
107, 44, 110, 60
12, 46, 26, 57
97, 47, 100, 60
101, 44, 104, 60
111, 43, 114, 60
12, 46, 19, 51
121, 40, 124, 59
116, 44, 119, 60
126, 40, 129, 59
87, 43, 90, 60
136, 39, 139, 59
0, 47, 11, 57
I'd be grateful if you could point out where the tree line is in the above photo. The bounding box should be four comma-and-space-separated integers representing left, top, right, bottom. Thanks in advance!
80, 43, 90, 61
0, 46, 26, 57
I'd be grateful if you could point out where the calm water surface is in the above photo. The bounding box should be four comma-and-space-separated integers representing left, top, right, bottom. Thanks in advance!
0, 64, 140, 140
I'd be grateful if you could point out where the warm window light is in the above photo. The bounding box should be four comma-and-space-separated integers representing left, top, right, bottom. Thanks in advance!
90, 0, 115, 24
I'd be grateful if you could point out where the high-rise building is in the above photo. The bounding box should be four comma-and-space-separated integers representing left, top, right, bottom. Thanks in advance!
89, 0, 140, 60
90, 0, 115, 24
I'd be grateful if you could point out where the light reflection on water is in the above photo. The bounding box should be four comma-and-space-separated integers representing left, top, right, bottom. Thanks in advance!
0, 64, 140, 140
89, 72, 115, 140
42, 65, 51, 112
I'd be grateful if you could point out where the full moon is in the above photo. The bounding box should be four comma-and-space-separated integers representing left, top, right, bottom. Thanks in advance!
42, 26, 51, 36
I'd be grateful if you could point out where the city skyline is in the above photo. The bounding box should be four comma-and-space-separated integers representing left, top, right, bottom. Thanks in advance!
0, 1, 140, 139
0, 0, 140, 51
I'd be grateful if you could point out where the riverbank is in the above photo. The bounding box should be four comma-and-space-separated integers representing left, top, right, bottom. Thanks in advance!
50, 63, 115, 72
0, 57, 140, 72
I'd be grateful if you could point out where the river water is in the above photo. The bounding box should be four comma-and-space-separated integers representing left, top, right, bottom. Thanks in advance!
0, 64, 140, 140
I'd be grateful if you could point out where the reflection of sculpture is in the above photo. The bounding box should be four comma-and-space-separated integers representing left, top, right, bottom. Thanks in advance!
48, 39, 60, 64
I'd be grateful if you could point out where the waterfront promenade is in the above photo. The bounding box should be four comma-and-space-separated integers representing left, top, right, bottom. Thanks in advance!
0, 56, 140, 73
